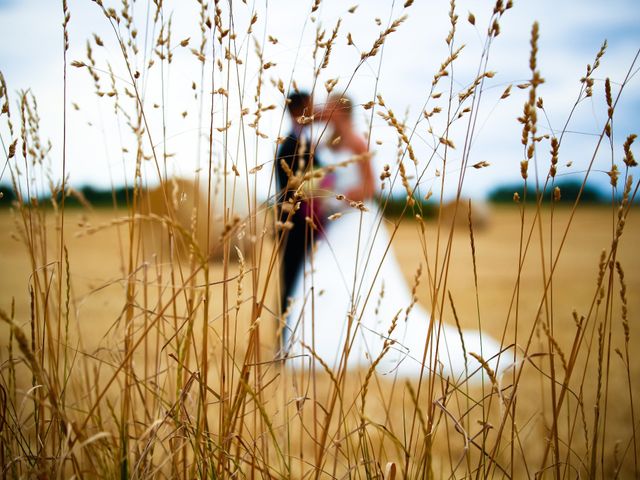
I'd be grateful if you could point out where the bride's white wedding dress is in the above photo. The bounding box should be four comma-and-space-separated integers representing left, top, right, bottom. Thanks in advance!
284, 148, 505, 382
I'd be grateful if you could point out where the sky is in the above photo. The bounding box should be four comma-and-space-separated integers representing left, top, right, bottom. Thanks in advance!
0, 0, 639, 201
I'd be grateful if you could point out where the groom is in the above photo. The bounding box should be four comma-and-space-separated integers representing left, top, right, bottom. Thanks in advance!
275, 91, 317, 316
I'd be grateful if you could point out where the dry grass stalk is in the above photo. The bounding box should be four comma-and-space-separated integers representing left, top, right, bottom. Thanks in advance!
468, 352, 497, 392
360, 15, 407, 60
447, 291, 467, 373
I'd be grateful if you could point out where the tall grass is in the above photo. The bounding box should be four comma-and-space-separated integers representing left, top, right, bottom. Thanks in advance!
0, 0, 638, 477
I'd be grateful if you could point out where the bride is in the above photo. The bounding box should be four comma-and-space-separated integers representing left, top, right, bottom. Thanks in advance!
284, 94, 505, 382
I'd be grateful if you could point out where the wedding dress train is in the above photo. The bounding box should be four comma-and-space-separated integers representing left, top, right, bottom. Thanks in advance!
284, 152, 506, 382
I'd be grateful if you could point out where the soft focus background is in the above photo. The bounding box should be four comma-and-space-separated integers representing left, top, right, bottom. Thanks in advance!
1, 0, 639, 199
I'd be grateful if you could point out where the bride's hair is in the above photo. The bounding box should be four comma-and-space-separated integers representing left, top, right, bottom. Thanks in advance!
327, 94, 353, 118
326, 94, 354, 147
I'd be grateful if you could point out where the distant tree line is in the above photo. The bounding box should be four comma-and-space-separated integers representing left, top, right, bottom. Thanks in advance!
0, 179, 625, 212
487, 179, 607, 204
0, 184, 133, 209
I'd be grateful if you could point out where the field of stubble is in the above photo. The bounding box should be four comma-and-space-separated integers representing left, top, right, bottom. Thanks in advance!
0, 203, 638, 476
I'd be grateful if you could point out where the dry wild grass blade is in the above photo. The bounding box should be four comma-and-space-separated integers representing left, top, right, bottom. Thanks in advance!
0, 310, 79, 444
485, 38, 639, 478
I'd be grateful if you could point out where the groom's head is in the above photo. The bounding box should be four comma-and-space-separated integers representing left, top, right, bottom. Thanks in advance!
286, 92, 311, 126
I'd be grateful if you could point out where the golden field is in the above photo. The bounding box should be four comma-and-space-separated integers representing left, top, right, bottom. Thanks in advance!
2, 0, 639, 476
1, 202, 637, 477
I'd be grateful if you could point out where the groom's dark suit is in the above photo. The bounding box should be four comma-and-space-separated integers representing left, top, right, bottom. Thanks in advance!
275, 130, 316, 314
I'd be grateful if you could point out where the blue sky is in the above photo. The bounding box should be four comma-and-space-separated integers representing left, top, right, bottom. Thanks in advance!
1, 0, 639, 200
